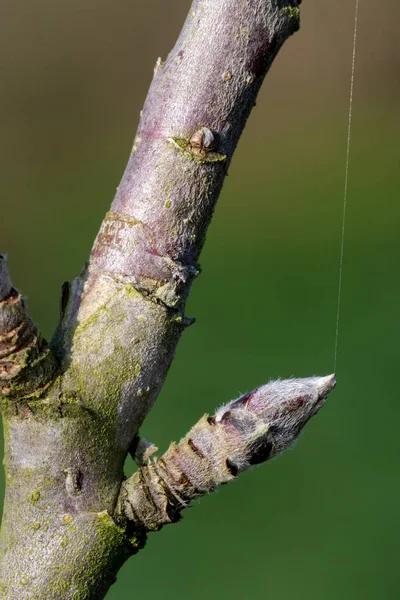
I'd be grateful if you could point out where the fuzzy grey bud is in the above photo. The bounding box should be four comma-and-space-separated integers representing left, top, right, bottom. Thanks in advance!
215, 375, 336, 471
121, 375, 335, 531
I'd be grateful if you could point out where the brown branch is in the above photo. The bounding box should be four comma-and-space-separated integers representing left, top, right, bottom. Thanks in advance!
0, 255, 58, 408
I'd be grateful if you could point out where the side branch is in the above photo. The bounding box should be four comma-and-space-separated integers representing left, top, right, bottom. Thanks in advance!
119, 375, 335, 532
0, 255, 58, 409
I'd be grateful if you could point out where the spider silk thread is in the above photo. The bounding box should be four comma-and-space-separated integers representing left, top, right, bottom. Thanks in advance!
333, 0, 360, 373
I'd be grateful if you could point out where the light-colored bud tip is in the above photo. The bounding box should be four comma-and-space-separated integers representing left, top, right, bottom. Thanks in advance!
317, 374, 336, 397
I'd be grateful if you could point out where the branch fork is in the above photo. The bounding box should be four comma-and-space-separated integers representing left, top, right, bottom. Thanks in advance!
0, 3, 334, 599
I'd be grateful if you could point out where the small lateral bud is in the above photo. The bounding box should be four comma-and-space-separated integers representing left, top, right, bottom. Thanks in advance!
131, 435, 158, 466
189, 127, 215, 152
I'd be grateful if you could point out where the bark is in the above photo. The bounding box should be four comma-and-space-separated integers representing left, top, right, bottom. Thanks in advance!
0, 2, 334, 599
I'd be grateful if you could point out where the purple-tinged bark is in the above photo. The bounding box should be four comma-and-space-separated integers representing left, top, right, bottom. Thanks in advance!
52, 0, 301, 448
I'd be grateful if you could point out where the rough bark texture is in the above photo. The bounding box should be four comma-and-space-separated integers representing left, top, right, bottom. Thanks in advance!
0, 2, 334, 600
0, 256, 58, 404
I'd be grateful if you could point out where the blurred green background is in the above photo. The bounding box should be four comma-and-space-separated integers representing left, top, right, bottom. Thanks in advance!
1, 1, 399, 598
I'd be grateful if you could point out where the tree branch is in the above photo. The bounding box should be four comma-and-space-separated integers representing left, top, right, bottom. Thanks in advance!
0, 2, 330, 599
0, 255, 58, 408
120, 375, 335, 532
51, 0, 301, 450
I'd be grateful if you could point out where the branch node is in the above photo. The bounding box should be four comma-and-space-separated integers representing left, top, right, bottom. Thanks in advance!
130, 435, 159, 466
167, 136, 227, 163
